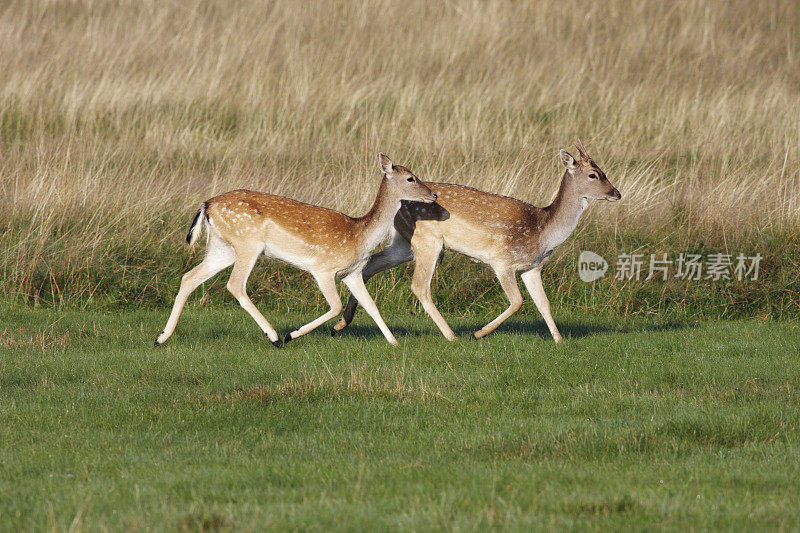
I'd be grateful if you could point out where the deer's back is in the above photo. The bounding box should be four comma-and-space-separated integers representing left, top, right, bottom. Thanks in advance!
205, 189, 356, 248
401, 183, 548, 266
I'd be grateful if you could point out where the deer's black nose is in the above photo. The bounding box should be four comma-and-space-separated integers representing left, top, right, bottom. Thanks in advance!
613, 189, 621, 200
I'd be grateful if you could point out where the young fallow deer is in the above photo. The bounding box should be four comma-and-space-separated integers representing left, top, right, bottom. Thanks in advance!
155, 154, 437, 347
332, 142, 621, 342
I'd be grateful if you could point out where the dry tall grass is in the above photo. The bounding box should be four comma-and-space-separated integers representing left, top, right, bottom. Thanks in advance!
1, 0, 798, 308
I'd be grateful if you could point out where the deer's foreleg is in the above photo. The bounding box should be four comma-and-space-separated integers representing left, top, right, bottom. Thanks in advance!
473, 264, 523, 339
521, 268, 562, 342
332, 232, 413, 334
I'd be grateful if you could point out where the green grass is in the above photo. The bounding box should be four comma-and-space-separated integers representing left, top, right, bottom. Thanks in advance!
2, 305, 799, 530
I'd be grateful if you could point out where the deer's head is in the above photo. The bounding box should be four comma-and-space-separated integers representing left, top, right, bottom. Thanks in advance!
559, 141, 621, 202
378, 153, 438, 204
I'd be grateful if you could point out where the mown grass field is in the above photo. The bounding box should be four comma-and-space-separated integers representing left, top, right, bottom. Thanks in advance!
2, 306, 800, 530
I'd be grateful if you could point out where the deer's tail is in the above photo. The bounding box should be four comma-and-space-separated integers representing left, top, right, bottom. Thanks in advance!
185, 202, 208, 246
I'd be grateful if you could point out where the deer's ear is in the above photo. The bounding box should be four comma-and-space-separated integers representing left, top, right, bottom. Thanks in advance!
559, 149, 579, 172
378, 153, 394, 175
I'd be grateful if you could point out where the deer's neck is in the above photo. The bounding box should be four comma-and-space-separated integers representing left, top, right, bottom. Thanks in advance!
354, 179, 399, 253
540, 171, 588, 250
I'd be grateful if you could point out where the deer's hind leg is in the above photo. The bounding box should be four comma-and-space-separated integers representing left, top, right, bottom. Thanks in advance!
226, 243, 281, 346
156, 233, 235, 345
473, 264, 523, 339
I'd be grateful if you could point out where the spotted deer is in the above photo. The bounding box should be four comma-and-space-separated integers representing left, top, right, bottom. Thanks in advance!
332, 143, 621, 342
155, 154, 437, 347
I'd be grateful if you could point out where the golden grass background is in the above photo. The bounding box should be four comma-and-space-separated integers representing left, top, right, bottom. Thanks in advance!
1, 0, 798, 310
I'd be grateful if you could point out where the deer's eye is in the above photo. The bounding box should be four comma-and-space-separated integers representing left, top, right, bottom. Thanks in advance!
588, 173, 598, 180
407, 177, 415, 182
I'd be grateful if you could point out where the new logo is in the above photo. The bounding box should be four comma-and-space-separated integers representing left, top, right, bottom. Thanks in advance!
578, 251, 608, 282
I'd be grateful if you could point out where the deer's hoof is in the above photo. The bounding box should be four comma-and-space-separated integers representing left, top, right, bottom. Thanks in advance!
266, 333, 282, 348
284, 333, 294, 344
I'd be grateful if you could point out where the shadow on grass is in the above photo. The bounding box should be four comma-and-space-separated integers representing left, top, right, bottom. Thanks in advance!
330, 315, 698, 341
454, 318, 698, 340
201, 322, 423, 343
327, 322, 424, 340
